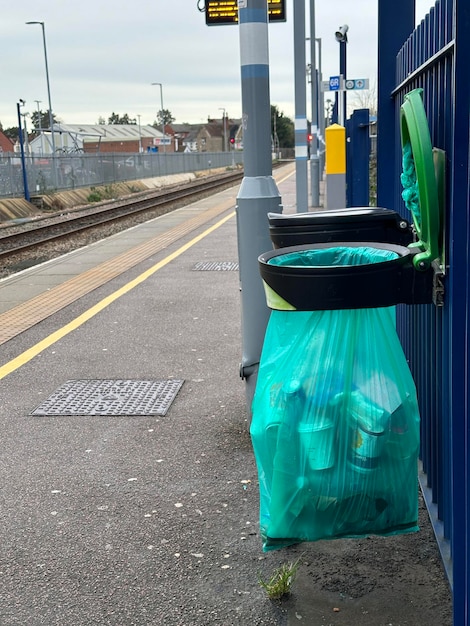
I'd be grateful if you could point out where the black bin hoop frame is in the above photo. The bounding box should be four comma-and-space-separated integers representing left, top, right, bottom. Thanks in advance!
259, 242, 433, 311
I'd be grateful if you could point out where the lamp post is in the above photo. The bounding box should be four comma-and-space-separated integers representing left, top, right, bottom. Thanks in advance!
335, 24, 348, 125
218, 107, 227, 152
151, 82, 166, 153
26, 21, 56, 158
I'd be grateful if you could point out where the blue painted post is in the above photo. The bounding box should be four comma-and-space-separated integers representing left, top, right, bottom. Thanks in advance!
377, 0, 414, 209
236, 0, 283, 413
346, 117, 351, 207
346, 108, 370, 207
339, 40, 347, 125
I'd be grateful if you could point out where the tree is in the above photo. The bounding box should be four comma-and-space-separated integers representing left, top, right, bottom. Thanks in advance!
3, 127, 19, 142
350, 79, 378, 117
271, 105, 294, 149
31, 109, 58, 130
107, 112, 137, 125
154, 109, 175, 129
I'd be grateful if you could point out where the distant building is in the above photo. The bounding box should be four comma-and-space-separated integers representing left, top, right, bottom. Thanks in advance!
0, 130, 14, 154
28, 124, 172, 155
25, 119, 242, 156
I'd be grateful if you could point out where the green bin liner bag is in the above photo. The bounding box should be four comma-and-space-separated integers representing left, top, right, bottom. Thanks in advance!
250, 247, 420, 551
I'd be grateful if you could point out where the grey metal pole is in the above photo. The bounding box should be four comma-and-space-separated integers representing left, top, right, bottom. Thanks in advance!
34, 99, 43, 155
237, 0, 283, 414
17, 101, 30, 202
294, 0, 308, 212
309, 0, 320, 207
316, 38, 325, 177
26, 21, 57, 180
37, 23, 55, 156
219, 107, 226, 151
137, 114, 142, 153
151, 82, 166, 153
160, 85, 166, 154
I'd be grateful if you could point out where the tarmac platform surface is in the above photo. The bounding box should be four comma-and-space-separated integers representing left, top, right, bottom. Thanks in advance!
0, 163, 451, 625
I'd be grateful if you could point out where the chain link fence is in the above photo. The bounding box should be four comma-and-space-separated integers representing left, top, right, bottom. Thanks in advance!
0, 151, 244, 198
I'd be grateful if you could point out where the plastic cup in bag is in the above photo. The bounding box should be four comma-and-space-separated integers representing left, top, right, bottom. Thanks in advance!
298, 418, 336, 470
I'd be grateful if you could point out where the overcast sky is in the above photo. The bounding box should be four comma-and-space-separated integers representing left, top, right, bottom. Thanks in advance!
0, 0, 435, 130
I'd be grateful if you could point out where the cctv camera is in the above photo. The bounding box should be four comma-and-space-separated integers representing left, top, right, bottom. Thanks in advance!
335, 24, 349, 43
19, 98, 26, 105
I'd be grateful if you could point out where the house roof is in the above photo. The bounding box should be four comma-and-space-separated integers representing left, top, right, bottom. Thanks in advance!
0, 130, 14, 152
171, 123, 194, 134
202, 123, 224, 138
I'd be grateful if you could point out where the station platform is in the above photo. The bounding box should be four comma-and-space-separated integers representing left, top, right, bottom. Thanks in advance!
0, 162, 451, 625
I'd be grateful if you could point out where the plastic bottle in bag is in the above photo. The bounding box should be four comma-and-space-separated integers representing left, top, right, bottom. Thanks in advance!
268, 380, 309, 539
347, 389, 390, 473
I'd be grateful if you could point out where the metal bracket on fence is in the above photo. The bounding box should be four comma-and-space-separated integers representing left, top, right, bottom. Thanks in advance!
432, 263, 445, 307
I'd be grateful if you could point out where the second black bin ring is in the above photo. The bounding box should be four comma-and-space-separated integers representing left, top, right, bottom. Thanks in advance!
268, 207, 413, 249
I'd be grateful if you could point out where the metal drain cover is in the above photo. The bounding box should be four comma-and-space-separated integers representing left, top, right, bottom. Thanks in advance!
31, 379, 184, 416
193, 261, 239, 271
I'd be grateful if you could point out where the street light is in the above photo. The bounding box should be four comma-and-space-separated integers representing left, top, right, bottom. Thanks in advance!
334, 24, 348, 125
151, 82, 166, 153
218, 107, 226, 152
26, 21, 56, 158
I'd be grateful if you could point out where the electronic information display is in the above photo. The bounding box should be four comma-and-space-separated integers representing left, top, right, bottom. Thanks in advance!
205, 0, 286, 26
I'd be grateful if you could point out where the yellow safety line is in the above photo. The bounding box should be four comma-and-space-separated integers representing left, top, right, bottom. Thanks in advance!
0, 211, 235, 381
0, 165, 293, 346
0, 199, 235, 345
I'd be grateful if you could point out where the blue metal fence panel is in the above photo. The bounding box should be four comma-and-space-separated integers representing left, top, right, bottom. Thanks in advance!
384, 0, 470, 621
394, 0, 453, 576
449, 2, 470, 621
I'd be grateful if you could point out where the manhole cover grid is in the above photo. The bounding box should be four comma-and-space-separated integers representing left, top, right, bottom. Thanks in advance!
193, 261, 239, 271
31, 379, 184, 416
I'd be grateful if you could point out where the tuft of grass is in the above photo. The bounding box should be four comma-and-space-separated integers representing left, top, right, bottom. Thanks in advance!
87, 184, 117, 203
258, 559, 300, 601
87, 189, 102, 203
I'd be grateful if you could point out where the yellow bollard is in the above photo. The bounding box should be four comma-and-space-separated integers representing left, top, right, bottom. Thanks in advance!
325, 124, 346, 208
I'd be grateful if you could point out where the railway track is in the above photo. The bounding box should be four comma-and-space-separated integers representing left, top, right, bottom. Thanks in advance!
0, 169, 244, 270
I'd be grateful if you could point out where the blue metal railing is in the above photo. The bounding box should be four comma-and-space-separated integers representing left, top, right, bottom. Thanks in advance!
379, 0, 470, 622
394, 0, 454, 579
